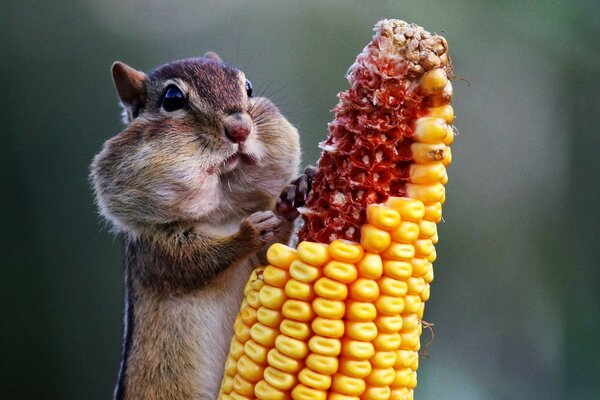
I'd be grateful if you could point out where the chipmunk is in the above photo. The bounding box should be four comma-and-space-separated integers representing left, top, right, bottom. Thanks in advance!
91, 52, 311, 400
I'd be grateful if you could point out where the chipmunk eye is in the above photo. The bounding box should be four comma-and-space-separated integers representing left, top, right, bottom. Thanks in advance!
162, 85, 186, 112
245, 80, 253, 97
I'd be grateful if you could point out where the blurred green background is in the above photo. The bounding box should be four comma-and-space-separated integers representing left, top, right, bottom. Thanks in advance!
2, 0, 600, 399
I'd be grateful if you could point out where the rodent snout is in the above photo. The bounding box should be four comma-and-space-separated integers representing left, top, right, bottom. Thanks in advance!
224, 113, 252, 144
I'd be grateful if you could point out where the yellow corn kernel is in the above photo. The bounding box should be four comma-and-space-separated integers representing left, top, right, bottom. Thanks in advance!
323, 261, 358, 284
280, 319, 311, 340
366, 367, 395, 386
377, 277, 408, 298
373, 332, 402, 351
237, 355, 265, 382
264, 266, 291, 288
418, 220, 437, 239
423, 264, 434, 283
417, 303, 425, 320
427, 246, 437, 262
260, 286, 287, 310
441, 145, 452, 167
412, 117, 447, 144
240, 305, 258, 326
225, 355, 238, 376
344, 321, 378, 341
390, 221, 420, 243
264, 366, 297, 390
423, 202, 442, 222
257, 307, 284, 328
405, 182, 445, 204
407, 277, 426, 295
345, 301, 377, 321
297, 242, 330, 266
267, 243, 298, 269
267, 349, 304, 373
429, 80, 452, 107
366, 204, 402, 231
328, 393, 359, 400
233, 375, 255, 397
403, 295, 422, 314
374, 315, 403, 333
375, 295, 405, 315
250, 323, 279, 347
420, 68, 448, 94
409, 162, 446, 185
244, 340, 268, 365
299, 368, 332, 390
339, 359, 372, 378
410, 142, 449, 165
282, 300, 315, 322
309, 336, 342, 357
348, 278, 380, 302
331, 374, 366, 396
395, 350, 419, 371
246, 290, 260, 308
230, 337, 245, 359
254, 380, 290, 400
313, 298, 346, 319
390, 388, 413, 400
399, 331, 420, 351
289, 259, 322, 283
234, 317, 251, 342
410, 258, 430, 277
370, 350, 397, 368
401, 314, 419, 332
385, 197, 425, 222
230, 390, 252, 400
340, 339, 375, 360
314, 277, 349, 301
361, 386, 391, 400
291, 384, 327, 400
381, 243, 415, 260
427, 104, 454, 124
414, 239, 433, 258
312, 317, 345, 338
356, 253, 383, 279
276, 334, 309, 360
360, 225, 391, 253
392, 368, 413, 389
420, 283, 431, 301
222, 375, 234, 393
382, 260, 412, 280
285, 280, 316, 301
251, 275, 266, 291
328, 240, 365, 263
306, 354, 339, 375
443, 125, 454, 145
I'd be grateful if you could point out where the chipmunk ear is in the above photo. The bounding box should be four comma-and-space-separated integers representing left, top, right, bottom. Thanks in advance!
111, 61, 148, 122
203, 51, 223, 63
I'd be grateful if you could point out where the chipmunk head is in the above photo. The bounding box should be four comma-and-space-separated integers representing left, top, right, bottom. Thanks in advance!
91, 53, 300, 235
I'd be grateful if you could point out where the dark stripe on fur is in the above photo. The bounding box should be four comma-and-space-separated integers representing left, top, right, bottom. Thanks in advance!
114, 251, 135, 400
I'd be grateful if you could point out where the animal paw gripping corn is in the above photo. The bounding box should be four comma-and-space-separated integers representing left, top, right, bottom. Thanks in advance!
219, 19, 455, 400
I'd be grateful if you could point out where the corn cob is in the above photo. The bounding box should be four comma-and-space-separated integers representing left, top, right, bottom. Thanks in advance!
219, 19, 454, 400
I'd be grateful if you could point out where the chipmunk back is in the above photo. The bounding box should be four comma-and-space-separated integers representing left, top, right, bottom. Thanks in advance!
91, 53, 303, 400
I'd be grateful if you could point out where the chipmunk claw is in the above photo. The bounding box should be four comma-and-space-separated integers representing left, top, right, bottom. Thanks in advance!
276, 165, 317, 221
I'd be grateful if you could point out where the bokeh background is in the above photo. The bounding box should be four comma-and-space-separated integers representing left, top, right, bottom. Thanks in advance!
2, 0, 600, 399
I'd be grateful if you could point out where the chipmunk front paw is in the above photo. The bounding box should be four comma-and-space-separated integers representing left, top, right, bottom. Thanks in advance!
276, 165, 317, 221
240, 210, 283, 250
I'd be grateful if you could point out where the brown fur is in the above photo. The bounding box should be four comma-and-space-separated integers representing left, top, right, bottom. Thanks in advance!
90, 54, 300, 399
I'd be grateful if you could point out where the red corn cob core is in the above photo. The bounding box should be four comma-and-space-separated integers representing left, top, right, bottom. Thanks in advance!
299, 19, 450, 243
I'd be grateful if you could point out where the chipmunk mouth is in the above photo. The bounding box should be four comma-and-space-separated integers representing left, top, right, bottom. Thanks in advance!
219, 153, 240, 174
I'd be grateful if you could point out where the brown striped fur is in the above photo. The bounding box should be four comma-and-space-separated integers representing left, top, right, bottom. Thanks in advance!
90, 54, 300, 399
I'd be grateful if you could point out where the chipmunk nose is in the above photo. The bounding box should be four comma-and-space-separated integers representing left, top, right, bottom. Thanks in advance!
224, 113, 252, 144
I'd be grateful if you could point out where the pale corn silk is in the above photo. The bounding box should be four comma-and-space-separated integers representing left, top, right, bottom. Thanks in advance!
220, 19, 455, 400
